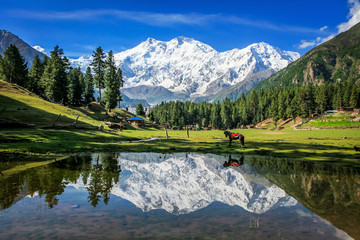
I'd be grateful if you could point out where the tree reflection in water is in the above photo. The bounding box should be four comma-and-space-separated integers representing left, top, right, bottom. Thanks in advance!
1, 153, 359, 239
0, 153, 122, 210
246, 156, 360, 240
87, 153, 121, 207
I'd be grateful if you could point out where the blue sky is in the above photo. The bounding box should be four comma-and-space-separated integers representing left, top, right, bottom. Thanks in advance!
1, 0, 359, 58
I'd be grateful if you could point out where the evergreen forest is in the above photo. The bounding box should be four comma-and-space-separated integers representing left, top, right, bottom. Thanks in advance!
149, 80, 360, 129
0, 44, 124, 112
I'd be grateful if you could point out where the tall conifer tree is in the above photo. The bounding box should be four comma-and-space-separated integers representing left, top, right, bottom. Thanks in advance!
349, 87, 359, 108
0, 44, 28, 86
136, 103, 145, 116
91, 47, 106, 104
103, 51, 120, 112
221, 98, 232, 129
84, 67, 95, 104
40, 46, 68, 104
117, 68, 124, 108
67, 68, 84, 106
28, 55, 44, 94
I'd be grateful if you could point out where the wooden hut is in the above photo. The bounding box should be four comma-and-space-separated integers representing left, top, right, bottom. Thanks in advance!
127, 117, 145, 127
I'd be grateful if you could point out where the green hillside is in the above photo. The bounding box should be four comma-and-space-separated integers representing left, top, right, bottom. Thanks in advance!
254, 22, 360, 91
0, 80, 135, 128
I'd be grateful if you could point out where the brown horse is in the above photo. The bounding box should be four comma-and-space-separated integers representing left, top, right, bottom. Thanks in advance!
224, 131, 245, 147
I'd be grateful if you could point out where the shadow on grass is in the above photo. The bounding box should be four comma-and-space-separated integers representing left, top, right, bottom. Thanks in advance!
0, 95, 95, 128
1, 127, 359, 164
0, 128, 140, 153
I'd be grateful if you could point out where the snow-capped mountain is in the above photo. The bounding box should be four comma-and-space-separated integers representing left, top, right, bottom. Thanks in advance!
70, 153, 297, 215
70, 37, 299, 104
32, 45, 47, 55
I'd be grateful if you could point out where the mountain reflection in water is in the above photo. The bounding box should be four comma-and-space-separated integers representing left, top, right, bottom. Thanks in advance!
0, 152, 358, 240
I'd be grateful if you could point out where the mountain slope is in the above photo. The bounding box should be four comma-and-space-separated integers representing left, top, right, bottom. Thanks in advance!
0, 30, 44, 67
254, 22, 360, 91
70, 37, 299, 104
0, 80, 100, 127
121, 85, 188, 105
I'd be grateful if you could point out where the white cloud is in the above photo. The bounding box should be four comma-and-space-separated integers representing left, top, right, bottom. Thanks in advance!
318, 34, 336, 44
299, 34, 336, 49
7, 9, 319, 33
299, 0, 360, 49
337, 0, 360, 33
299, 40, 316, 49
320, 26, 328, 31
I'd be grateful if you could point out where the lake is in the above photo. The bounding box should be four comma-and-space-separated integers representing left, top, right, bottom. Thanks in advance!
0, 153, 359, 239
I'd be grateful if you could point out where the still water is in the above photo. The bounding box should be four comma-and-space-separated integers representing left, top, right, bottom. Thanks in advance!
0, 153, 359, 239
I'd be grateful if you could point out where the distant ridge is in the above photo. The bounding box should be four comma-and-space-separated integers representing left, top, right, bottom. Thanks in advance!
0, 30, 44, 66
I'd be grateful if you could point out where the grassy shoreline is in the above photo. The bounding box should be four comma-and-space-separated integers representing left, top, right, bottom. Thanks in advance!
1, 79, 359, 165
1, 127, 360, 166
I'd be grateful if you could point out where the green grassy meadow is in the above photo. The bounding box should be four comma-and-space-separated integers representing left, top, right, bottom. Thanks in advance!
1, 79, 360, 165
302, 116, 360, 128
1, 127, 360, 165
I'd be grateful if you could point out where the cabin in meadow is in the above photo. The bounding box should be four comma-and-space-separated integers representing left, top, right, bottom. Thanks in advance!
127, 117, 145, 127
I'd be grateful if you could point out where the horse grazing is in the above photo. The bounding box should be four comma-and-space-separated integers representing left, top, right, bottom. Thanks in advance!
224, 131, 245, 148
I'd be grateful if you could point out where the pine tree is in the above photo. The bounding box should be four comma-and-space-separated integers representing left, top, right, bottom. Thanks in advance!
277, 91, 286, 120
299, 84, 315, 117
67, 68, 84, 106
248, 90, 258, 122
210, 102, 222, 129
136, 103, 145, 116
84, 67, 95, 104
315, 85, 327, 114
349, 86, 359, 108
333, 83, 343, 108
221, 98, 232, 129
117, 68, 124, 108
103, 51, 121, 112
91, 47, 106, 104
40, 46, 68, 104
27, 55, 44, 94
0, 44, 28, 86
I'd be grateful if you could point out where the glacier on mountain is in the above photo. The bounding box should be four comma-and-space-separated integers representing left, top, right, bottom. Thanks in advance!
69, 153, 297, 215
69, 37, 300, 99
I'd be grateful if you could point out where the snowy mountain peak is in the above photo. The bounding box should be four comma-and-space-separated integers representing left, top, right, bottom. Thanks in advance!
69, 37, 300, 102
32, 45, 47, 55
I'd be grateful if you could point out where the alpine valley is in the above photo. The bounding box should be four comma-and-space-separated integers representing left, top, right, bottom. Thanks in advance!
70, 37, 300, 105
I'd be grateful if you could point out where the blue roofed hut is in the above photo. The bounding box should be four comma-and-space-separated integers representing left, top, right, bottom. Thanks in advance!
127, 117, 145, 127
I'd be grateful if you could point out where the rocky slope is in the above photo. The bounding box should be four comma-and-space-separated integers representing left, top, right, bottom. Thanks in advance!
0, 30, 44, 67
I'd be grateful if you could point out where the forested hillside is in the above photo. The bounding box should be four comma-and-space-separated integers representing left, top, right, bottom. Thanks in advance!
149, 81, 360, 129
254, 22, 360, 90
